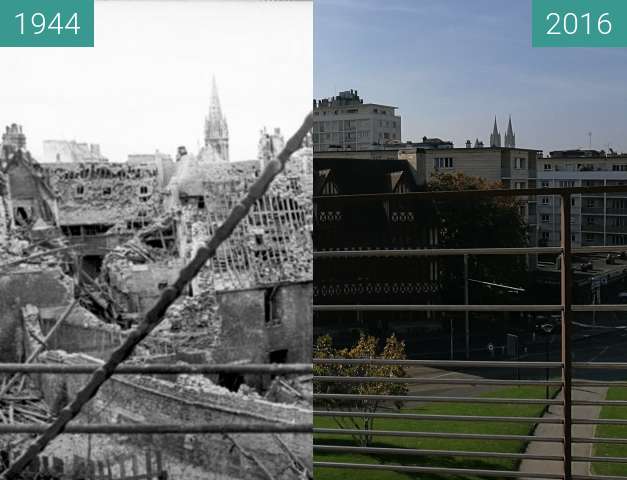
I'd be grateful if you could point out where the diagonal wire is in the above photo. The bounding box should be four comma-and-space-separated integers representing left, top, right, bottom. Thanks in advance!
1, 112, 313, 479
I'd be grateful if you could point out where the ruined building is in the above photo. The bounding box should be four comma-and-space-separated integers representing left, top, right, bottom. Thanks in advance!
0, 95, 312, 478
0, 125, 59, 231
43, 140, 107, 163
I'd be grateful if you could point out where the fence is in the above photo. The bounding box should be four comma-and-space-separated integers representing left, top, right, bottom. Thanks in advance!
313, 184, 627, 480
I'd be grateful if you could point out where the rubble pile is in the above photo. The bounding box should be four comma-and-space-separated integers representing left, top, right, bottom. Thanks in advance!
264, 375, 312, 408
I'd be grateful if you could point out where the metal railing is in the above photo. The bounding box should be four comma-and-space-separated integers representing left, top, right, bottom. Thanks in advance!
313, 184, 627, 480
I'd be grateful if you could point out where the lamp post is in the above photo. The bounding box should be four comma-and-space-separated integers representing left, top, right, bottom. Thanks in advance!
535, 321, 558, 399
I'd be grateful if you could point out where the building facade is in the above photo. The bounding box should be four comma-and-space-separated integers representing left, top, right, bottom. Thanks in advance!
538, 150, 627, 247
313, 90, 401, 152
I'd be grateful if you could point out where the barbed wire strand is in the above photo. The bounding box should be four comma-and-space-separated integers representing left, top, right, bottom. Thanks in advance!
1, 112, 313, 479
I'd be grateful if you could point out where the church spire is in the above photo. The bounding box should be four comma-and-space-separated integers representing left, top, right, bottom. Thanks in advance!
490, 116, 501, 147
504, 115, 516, 148
204, 75, 229, 162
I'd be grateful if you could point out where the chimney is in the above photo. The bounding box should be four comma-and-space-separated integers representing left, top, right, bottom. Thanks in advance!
466, 140, 471, 149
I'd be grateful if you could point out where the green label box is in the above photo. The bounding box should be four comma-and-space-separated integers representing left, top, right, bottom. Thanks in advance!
0, 0, 93, 47
533, 0, 627, 47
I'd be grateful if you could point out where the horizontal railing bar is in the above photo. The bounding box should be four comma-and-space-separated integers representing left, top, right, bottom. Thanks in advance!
315, 411, 563, 424
574, 362, 627, 370
313, 461, 564, 479
315, 393, 561, 405
573, 456, 627, 464
314, 247, 562, 258
314, 304, 562, 312
314, 428, 563, 443
0, 363, 313, 375
573, 381, 627, 387
573, 305, 627, 312
0, 423, 313, 434
574, 400, 627, 406
313, 376, 562, 386
574, 246, 627, 254
313, 184, 627, 202
313, 445, 563, 461
574, 419, 627, 426
314, 358, 563, 368
573, 437, 627, 445
573, 475, 627, 480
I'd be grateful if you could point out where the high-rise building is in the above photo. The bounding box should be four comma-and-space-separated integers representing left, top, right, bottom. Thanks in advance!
313, 90, 401, 152
203, 76, 229, 162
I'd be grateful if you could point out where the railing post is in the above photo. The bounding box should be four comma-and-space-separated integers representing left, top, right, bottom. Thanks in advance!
560, 193, 573, 480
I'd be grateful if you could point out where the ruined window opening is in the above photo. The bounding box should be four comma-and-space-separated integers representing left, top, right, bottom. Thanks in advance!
102, 187, 112, 196
218, 372, 244, 392
15, 207, 30, 224
264, 287, 279, 324
198, 197, 205, 210
157, 282, 168, 290
269, 349, 288, 364
255, 234, 263, 246
139, 186, 149, 195
76, 185, 84, 196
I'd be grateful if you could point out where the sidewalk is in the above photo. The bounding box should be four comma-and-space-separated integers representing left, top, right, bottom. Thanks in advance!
519, 386, 607, 479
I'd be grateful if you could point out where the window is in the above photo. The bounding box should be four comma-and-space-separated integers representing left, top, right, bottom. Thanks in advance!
544, 163, 552, 171
586, 233, 594, 242
434, 157, 454, 169
587, 199, 595, 208
264, 287, 279, 324
542, 231, 550, 240
542, 197, 550, 205
586, 217, 595, 225
542, 181, 550, 188
541, 214, 550, 223
102, 187, 112, 196
613, 164, 627, 171
76, 185, 84, 196
514, 158, 526, 169
514, 182, 526, 189
139, 186, 149, 195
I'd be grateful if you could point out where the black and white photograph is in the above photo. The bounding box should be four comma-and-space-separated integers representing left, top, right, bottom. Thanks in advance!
0, 1, 313, 479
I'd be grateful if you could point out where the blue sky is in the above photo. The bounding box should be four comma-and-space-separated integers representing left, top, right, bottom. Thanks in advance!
315, 0, 627, 153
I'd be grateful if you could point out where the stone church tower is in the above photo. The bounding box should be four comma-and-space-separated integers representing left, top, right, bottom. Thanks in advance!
504, 116, 516, 148
489, 116, 501, 148
204, 76, 229, 162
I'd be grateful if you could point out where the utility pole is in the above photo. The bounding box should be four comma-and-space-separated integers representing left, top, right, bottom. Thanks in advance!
464, 254, 470, 360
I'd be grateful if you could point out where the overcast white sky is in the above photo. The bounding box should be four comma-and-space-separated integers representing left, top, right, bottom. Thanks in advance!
0, 0, 312, 163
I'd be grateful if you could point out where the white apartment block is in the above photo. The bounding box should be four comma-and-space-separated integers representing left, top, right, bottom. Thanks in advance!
538, 151, 627, 247
313, 90, 401, 152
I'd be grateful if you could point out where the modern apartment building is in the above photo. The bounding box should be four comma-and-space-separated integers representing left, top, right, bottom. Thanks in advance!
313, 90, 401, 152
538, 150, 627, 247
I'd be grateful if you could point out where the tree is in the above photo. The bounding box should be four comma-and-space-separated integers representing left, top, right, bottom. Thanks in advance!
428, 172, 529, 303
314, 333, 408, 446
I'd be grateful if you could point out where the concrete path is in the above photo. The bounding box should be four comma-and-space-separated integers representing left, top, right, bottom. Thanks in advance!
519, 386, 607, 479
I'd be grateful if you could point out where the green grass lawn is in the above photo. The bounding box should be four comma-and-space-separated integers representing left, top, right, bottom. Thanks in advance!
314, 386, 557, 480
592, 387, 627, 476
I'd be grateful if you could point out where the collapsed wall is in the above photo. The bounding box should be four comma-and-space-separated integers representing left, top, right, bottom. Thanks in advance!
0, 266, 73, 362
37, 351, 312, 480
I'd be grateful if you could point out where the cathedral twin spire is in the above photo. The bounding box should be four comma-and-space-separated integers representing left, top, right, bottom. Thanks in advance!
490, 116, 516, 148
204, 76, 230, 162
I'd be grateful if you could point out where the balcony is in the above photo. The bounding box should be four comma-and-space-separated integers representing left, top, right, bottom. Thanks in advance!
314, 183, 627, 480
